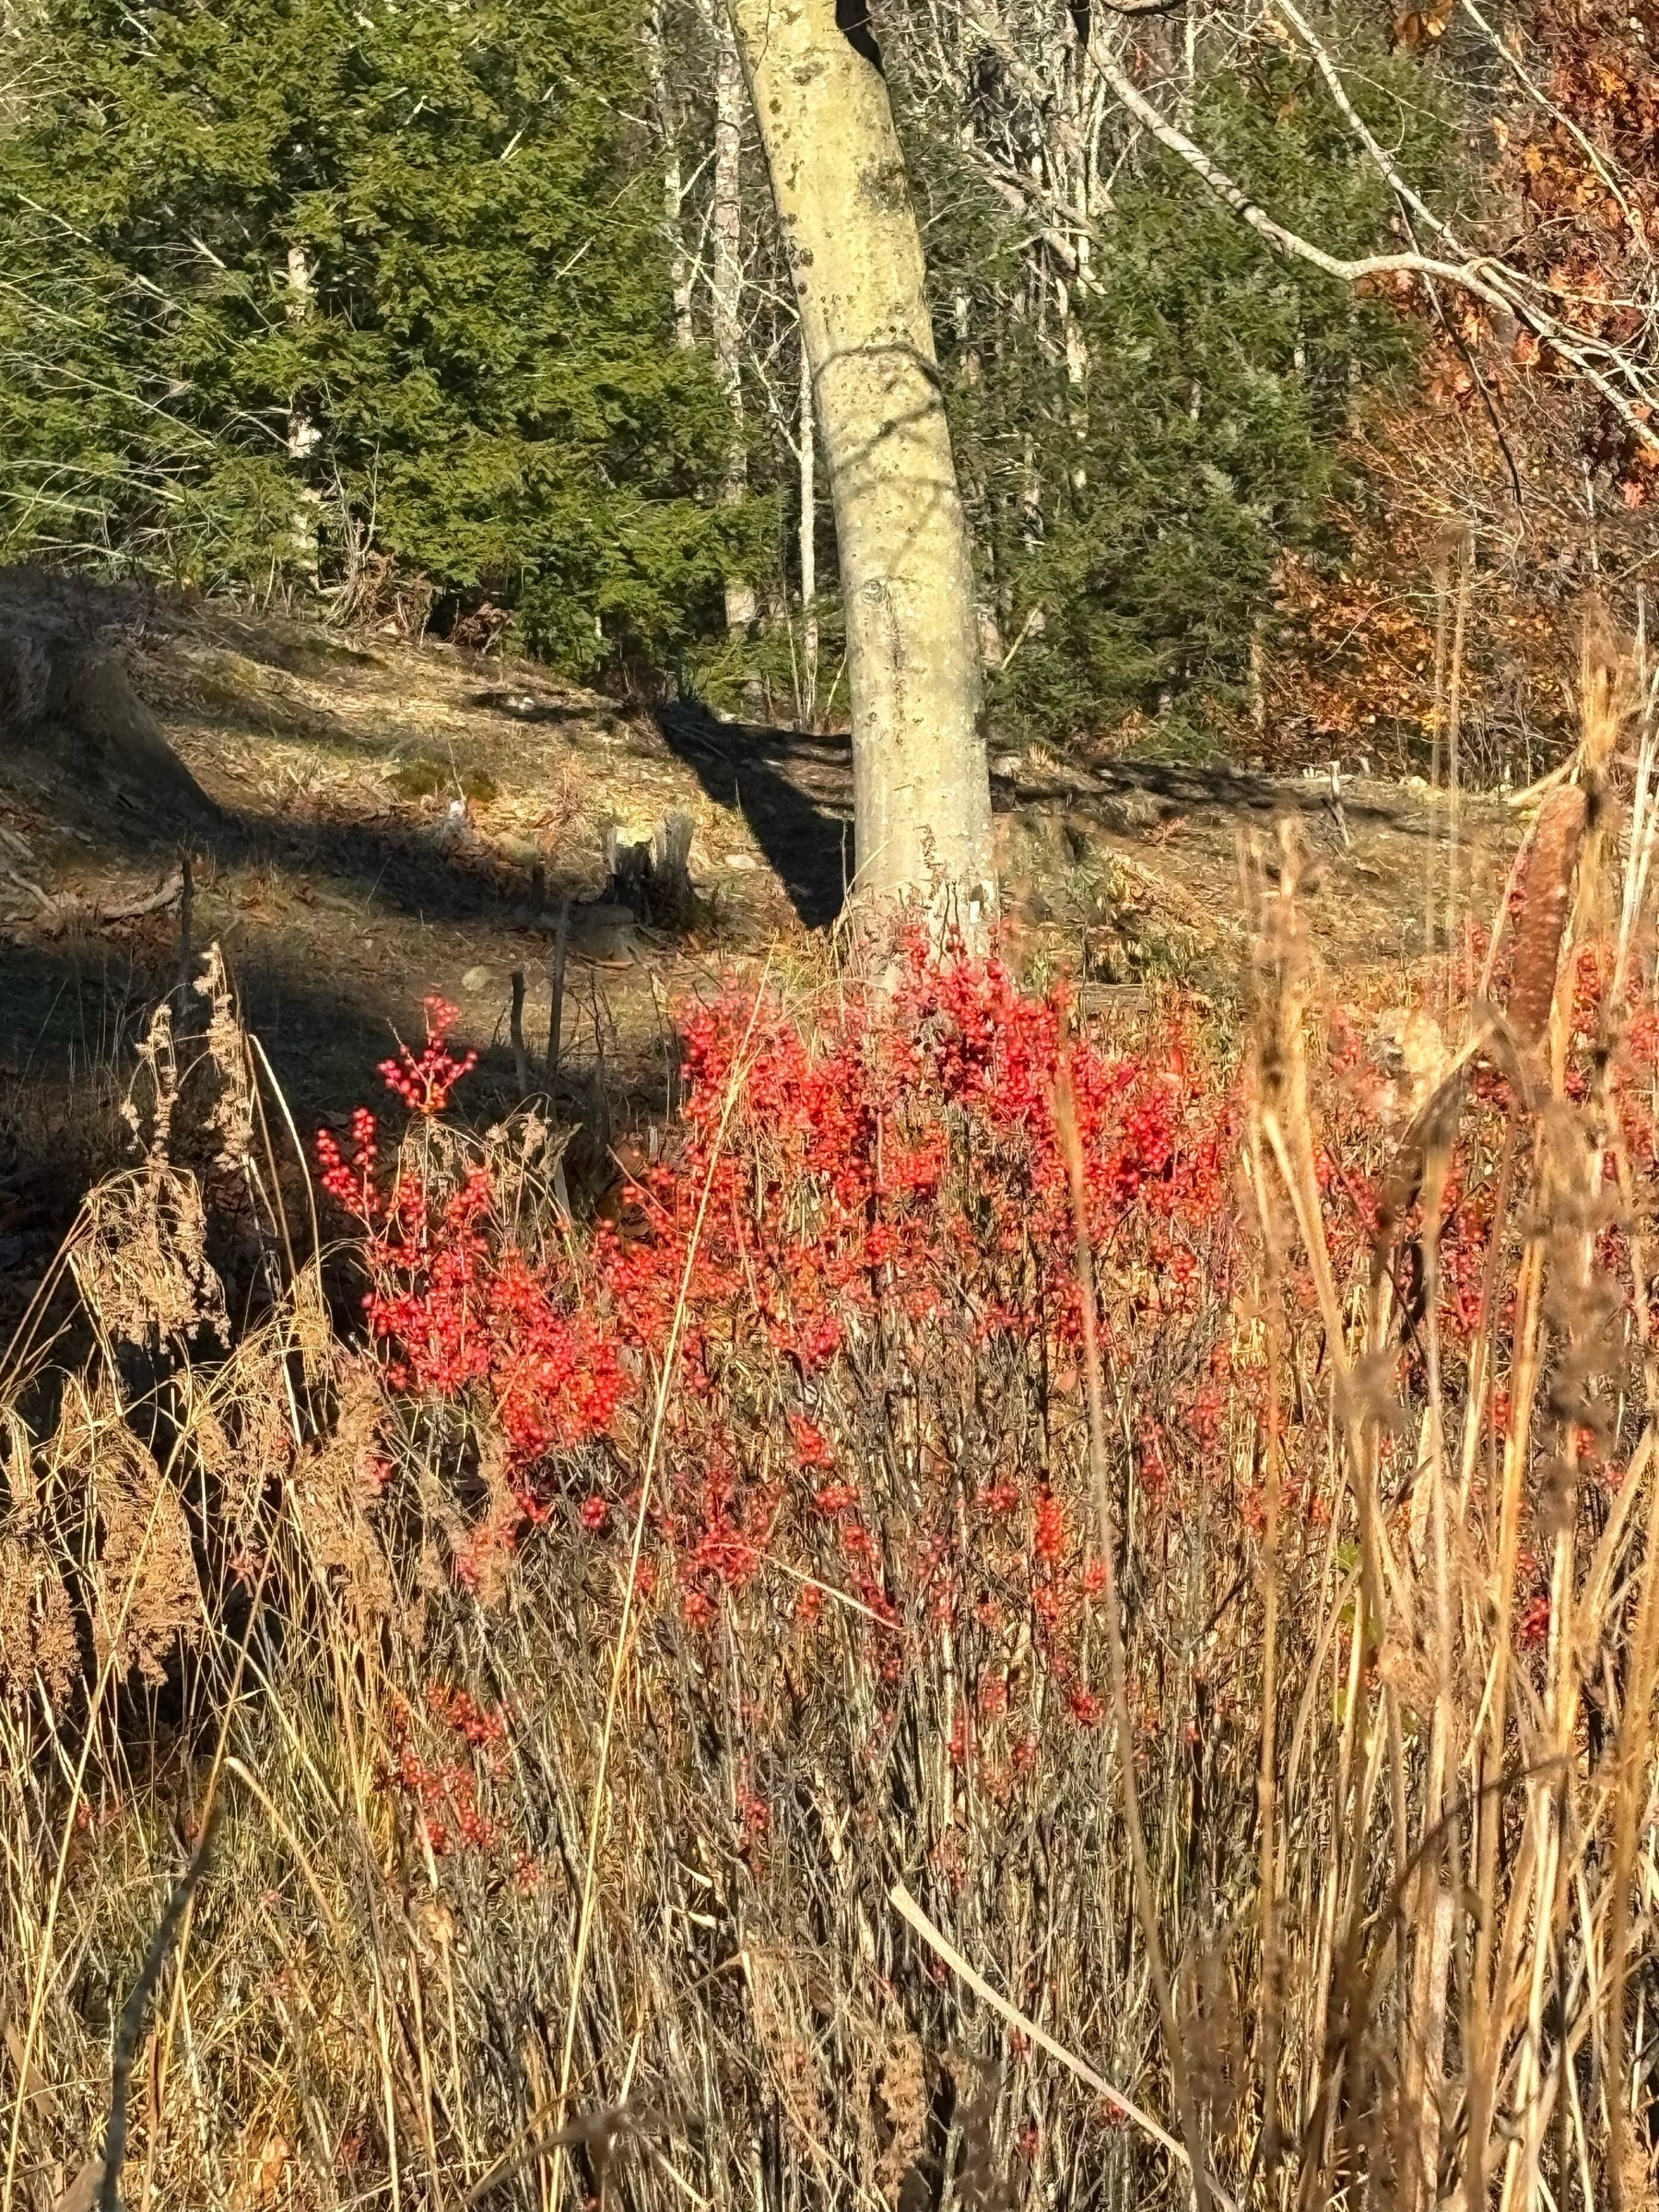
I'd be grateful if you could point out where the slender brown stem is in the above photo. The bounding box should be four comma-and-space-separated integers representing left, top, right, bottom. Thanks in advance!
1056, 1062, 1212, 2212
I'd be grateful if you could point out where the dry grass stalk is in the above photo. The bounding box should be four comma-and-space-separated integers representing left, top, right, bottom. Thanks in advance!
6, 657, 1659, 2212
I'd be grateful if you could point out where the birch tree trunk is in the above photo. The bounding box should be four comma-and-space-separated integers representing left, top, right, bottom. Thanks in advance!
709, 9, 757, 633
644, 1, 695, 353
284, 244, 323, 584
727, 0, 994, 926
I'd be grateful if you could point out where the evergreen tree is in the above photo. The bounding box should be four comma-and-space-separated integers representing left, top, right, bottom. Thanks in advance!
896, 32, 1454, 747
0, 0, 752, 673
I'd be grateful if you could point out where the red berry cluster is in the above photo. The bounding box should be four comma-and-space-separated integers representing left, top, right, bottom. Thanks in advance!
594, 937, 1240, 1696
322, 935, 1659, 1791
384, 1686, 512, 1860
378, 995, 479, 1116
321, 942, 1245, 1739
317, 1019, 626, 1534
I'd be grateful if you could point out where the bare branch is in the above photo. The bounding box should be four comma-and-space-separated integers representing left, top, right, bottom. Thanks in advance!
1267, 0, 1459, 252
1082, 37, 1659, 457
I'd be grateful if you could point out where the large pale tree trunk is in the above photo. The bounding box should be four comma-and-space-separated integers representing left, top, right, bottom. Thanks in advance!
726, 0, 994, 926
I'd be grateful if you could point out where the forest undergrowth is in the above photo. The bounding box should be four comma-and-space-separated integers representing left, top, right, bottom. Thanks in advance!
5, 641, 1659, 2212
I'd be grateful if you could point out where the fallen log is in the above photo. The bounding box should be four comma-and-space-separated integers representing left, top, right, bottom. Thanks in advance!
97, 866, 185, 924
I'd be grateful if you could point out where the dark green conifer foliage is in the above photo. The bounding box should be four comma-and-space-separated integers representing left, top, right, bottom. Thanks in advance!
0, 0, 748, 673
903, 38, 1453, 747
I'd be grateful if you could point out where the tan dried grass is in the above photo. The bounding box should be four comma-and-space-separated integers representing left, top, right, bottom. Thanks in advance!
5, 649, 1659, 2212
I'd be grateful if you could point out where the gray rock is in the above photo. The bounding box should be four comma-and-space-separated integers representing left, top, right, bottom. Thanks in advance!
1096, 787, 1166, 836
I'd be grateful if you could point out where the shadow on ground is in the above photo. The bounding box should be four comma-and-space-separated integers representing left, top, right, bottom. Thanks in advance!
653, 700, 853, 929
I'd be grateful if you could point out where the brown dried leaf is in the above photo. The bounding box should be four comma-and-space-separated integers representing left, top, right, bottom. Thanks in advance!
229, 2129, 289, 2212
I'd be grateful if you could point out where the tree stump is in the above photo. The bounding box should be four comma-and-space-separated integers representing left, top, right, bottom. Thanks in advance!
0, 567, 217, 831
604, 807, 698, 930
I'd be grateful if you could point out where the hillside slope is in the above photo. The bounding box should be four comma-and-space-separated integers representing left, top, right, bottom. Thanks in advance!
0, 577, 1520, 1324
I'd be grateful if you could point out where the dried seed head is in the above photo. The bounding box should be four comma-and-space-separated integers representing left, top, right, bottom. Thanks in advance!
1507, 784, 1588, 1049
1535, 1452, 1583, 1541
1578, 607, 1639, 774
874, 2031, 928, 2205
59, 1390, 206, 1687
0, 1527, 77, 1710
196, 942, 258, 1173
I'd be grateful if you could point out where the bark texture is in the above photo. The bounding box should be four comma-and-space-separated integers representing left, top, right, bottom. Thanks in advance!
727, 0, 994, 924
